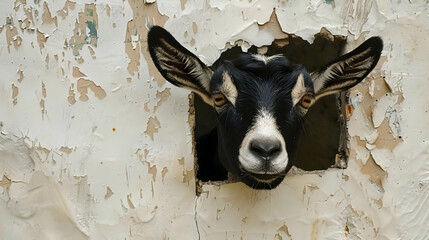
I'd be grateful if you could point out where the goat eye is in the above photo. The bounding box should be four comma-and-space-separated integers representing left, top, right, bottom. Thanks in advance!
213, 93, 227, 107
300, 94, 313, 109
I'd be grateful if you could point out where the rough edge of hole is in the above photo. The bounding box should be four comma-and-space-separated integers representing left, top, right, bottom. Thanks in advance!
192, 29, 351, 193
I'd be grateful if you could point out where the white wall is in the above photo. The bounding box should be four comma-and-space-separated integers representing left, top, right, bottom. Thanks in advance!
1, 1, 428, 239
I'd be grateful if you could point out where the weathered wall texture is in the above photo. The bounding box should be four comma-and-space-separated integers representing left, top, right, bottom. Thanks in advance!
0, 0, 428, 239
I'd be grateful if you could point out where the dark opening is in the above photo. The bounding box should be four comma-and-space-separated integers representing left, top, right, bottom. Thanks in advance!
194, 31, 348, 183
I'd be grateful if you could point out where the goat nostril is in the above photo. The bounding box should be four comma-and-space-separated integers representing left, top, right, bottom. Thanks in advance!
250, 139, 281, 158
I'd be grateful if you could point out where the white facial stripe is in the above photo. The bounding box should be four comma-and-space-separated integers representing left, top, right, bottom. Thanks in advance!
220, 72, 238, 106
291, 73, 307, 106
239, 110, 288, 174
252, 54, 283, 64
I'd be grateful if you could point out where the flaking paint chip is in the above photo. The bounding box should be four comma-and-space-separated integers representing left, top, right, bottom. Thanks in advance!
68, 84, 76, 104
36, 29, 47, 49
106, 4, 111, 17
105, 186, 114, 199
178, 157, 185, 165
11, 83, 18, 105
192, 22, 198, 34
277, 225, 292, 238
153, 88, 171, 112
57, 0, 76, 19
161, 167, 168, 183
72, 66, 87, 78
17, 69, 23, 82
182, 169, 194, 183
42, 1, 58, 26
77, 78, 107, 101
144, 116, 160, 140
59, 146, 72, 154
145, 162, 157, 181
127, 195, 135, 209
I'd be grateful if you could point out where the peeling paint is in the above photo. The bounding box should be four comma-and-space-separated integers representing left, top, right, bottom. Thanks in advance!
5, 18, 20, 52
105, 186, 114, 199
36, 29, 48, 49
161, 167, 168, 183
144, 116, 161, 140
145, 161, 157, 181
57, 0, 76, 19
72, 66, 87, 78
76, 78, 106, 101
17, 69, 24, 83
349, 105, 378, 144
372, 93, 399, 128
11, 83, 18, 105
59, 146, 72, 155
67, 4, 98, 56
154, 88, 171, 112
183, 169, 194, 184
68, 83, 77, 104
42, 2, 57, 27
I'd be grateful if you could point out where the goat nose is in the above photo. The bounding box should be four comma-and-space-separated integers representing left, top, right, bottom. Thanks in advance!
250, 139, 281, 159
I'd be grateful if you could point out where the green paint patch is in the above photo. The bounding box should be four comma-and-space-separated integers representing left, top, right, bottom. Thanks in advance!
86, 8, 94, 17
325, 0, 334, 3
86, 20, 98, 39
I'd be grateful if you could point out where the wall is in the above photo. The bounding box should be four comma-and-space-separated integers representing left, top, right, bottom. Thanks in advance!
0, 0, 428, 239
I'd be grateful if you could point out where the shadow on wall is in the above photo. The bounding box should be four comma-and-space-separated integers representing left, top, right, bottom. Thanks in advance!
194, 31, 347, 182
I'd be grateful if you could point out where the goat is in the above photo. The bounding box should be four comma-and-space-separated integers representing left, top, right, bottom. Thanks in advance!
147, 26, 382, 189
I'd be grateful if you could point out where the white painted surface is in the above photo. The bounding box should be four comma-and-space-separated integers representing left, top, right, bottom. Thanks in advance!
1, 0, 428, 239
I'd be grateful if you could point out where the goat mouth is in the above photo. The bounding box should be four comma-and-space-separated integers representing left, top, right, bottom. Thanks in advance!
248, 173, 279, 182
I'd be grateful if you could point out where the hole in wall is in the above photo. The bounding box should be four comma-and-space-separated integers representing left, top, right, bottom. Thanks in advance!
193, 30, 348, 184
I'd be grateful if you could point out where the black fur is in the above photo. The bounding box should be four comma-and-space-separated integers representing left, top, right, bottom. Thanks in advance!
208, 55, 314, 189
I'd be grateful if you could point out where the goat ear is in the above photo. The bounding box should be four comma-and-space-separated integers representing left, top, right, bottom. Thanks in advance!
147, 26, 213, 105
311, 37, 383, 100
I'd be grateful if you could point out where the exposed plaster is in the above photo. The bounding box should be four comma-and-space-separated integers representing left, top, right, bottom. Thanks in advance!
144, 116, 161, 140
76, 78, 107, 101
11, 83, 18, 105
153, 87, 171, 112
67, 4, 98, 56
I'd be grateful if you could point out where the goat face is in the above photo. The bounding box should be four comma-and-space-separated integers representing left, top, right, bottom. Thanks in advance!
147, 26, 382, 189
210, 56, 313, 189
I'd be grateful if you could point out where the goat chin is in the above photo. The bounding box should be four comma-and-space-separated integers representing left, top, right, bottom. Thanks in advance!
237, 163, 288, 189
240, 171, 287, 190
238, 154, 288, 174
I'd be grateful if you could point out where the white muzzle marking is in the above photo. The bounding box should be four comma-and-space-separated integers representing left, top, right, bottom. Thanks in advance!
238, 110, 288, 174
